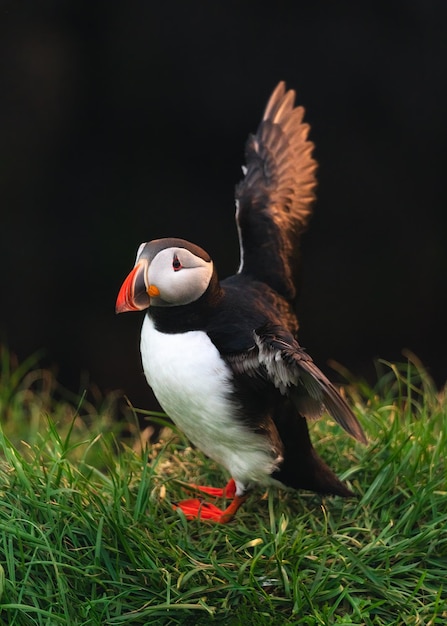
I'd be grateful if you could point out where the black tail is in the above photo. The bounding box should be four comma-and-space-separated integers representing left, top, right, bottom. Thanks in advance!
272, 409, 354, 497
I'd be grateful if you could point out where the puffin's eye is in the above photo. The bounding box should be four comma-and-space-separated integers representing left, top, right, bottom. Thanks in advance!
172, 254, 182, 271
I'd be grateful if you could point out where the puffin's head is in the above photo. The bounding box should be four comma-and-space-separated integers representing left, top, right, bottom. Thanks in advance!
116, 237, 214, 313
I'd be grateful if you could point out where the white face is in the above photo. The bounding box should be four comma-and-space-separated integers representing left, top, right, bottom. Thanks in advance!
145, 246, 214, 306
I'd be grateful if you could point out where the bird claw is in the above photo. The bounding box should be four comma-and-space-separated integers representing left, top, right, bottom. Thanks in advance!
172, 478, 243, 522
173, 491, 248, 524
181, 478, 236, 499
173, 498, 226, 521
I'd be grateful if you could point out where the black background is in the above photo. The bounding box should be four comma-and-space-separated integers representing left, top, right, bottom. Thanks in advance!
1, 1, 446, 413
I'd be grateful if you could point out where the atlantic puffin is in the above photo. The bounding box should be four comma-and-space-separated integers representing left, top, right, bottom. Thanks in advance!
116, 82, 366, 523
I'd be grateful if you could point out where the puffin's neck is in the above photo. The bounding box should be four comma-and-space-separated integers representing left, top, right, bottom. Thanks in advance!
148, 274, 223, 334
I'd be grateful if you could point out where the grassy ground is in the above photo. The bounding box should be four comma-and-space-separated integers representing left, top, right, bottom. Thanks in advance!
0, 348, 446, 625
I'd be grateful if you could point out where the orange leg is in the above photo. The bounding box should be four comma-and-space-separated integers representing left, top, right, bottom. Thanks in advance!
218, 494, 248, 523
174, 493, 248, 523
173, 478, 246, 523
186, 478, 236, 498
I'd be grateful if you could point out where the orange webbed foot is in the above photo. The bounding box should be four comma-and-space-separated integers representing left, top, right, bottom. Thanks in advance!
173, 479, 244, 523
181, 478, 236, 499
173, 493, 247, 523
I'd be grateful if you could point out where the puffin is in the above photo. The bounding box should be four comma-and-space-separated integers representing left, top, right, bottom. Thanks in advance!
116, 82, 366, 523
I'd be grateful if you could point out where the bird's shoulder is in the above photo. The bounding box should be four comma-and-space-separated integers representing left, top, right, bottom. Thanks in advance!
206, 274, 298, 355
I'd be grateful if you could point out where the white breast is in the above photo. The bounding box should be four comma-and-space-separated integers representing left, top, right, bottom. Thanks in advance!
140, 316, 281, 491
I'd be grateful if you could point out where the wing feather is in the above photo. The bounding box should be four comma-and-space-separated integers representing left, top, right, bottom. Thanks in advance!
225, 324, 367, 444
235, 82, 317, 301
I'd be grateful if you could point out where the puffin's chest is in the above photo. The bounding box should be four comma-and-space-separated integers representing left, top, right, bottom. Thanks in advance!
140, 316, 280, 485
140, 316, 237, 442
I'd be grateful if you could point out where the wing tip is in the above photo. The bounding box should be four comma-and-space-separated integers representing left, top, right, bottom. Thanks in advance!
345, 421, 368, 445
263, 81, 297, 123
356, 428, 368, 445
326, 398, 368, 445
263, 81, 287, 120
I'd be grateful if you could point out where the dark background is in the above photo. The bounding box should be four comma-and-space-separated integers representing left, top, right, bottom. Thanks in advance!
1, 1, 446, 413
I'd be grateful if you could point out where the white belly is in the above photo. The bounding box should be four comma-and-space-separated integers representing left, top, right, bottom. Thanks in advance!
140, 316, 279, 489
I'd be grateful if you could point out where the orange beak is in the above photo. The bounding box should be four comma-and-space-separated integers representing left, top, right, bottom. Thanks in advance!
116, 260, 151, 313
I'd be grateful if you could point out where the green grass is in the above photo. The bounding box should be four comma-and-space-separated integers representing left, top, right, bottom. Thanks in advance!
0, 347, 446, 625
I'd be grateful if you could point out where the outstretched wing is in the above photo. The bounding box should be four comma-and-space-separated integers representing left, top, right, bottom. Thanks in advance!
235, 82, 317, 302
226, 324, 367, 445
